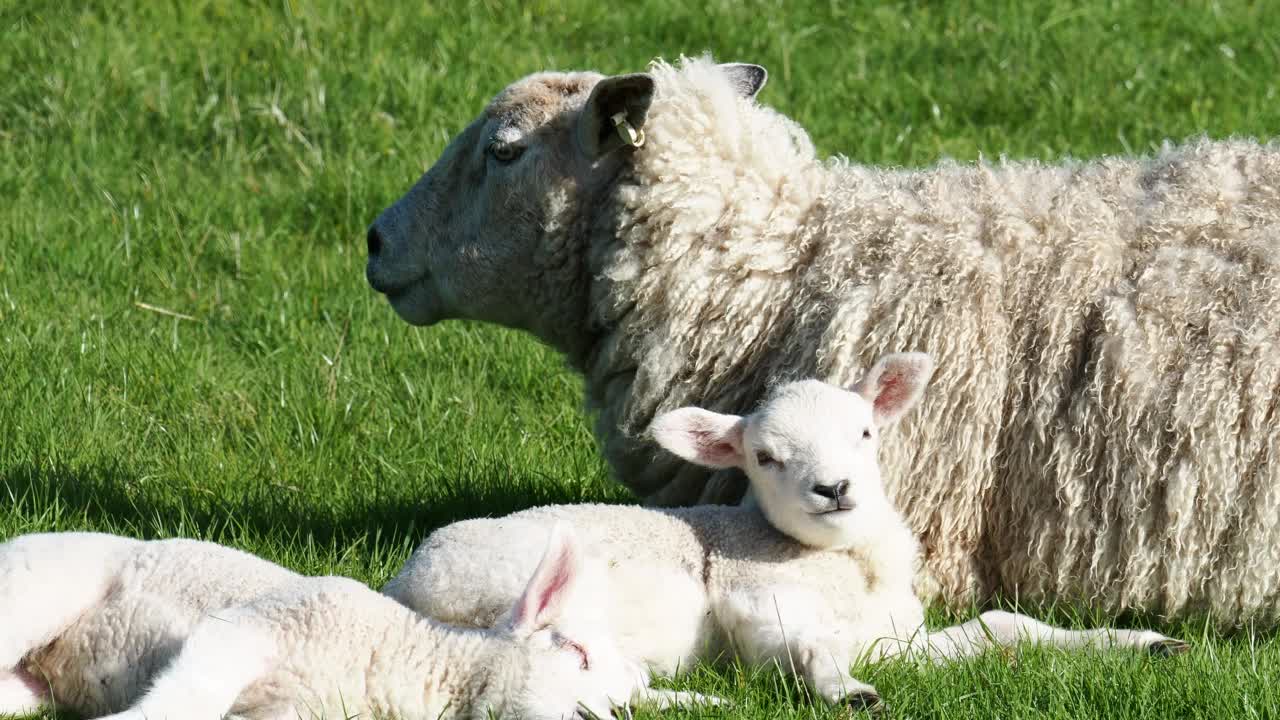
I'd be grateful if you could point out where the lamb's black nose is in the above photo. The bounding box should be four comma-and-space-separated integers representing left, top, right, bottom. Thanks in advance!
366, 226, 383, 256
813, 480, 850, 500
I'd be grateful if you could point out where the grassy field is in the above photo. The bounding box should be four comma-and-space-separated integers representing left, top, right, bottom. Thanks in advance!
3, 0, 1280, 717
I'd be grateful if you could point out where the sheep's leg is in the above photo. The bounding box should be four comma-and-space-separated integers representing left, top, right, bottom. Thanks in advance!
758, 630, 883, 710
913, 610, 1189, 662
719, 590, 881, 710
99, 612, 277, 720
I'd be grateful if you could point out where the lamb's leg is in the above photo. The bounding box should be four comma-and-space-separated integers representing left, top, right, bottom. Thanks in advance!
98, 612, 277, 720
0, 668, 49, 715
0, 533, 134, 714
720, 590, 882, 710
632, 687, 727, 709
914, 610, 1189, 662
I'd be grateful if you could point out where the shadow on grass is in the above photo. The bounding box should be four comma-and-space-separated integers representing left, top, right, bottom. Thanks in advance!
0, 459, 630, 562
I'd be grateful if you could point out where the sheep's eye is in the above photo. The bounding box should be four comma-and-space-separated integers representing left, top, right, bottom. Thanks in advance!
862, 429, 873, 440
755, 450, 780, 468
560, 638, 589, 670
489, 143, 522, 163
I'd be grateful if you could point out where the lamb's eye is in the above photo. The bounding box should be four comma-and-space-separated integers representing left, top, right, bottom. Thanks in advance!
489, 143, 522, 163
755, 450, 780, 468
862, 429, 873, 440
560, 638, 589, 670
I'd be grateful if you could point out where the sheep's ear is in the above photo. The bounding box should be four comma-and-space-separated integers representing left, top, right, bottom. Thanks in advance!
506, 523, 581, 638
651, 407, 746, 468
719, 63, 768, 99
577, 73, 655, 159
851, 352, 935, 427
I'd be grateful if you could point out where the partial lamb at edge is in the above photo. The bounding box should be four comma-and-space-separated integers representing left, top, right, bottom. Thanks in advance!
0, 526, 639, 720
385, 352, 1189, 710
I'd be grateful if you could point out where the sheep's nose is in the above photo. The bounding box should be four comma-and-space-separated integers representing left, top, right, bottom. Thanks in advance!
813, 480, 850, 500
366, 225, 383, 256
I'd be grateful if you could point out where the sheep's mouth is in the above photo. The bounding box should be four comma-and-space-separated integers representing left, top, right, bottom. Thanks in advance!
380, 276, 444, 326
383, 283, 414, 301
368, 269, 428, 298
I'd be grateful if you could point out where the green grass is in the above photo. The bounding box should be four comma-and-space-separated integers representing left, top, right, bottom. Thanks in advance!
3, 0, 1279, 717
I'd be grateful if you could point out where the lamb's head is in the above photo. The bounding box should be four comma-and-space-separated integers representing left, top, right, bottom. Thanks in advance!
652, 353, 934, 549
480, 523, 642, 720
365, 60, 768, 357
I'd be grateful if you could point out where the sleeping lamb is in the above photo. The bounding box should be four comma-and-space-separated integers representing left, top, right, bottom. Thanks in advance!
385, 353, 1188, 709
0, 526, 639, 720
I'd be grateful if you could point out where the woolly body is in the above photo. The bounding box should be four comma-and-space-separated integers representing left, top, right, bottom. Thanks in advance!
367, 56, 1280, 623
0, 532, 631, 720
387, 503, 921, 681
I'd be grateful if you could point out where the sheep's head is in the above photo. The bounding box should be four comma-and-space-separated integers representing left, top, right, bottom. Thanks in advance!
651, 353, 934, 549
365, 61, 767, 357
482, 523, 644, 720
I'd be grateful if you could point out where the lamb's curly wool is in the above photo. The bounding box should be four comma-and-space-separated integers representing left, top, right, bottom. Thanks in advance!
583, 59, 1280, 622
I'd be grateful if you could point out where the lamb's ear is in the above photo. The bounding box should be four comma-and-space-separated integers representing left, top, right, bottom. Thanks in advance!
851, 352, 935, 427
577, 73, 655, 159
506, 523, 581, 638
719, 63, 768, 99
651, 407, 746, 468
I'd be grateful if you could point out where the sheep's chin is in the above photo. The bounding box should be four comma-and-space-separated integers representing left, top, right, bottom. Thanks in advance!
385, 280, 444, 326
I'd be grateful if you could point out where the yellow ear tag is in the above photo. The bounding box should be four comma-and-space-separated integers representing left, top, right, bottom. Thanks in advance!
611, 111, 645, 148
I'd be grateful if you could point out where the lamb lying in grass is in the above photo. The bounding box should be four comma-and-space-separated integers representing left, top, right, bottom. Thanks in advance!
0, 526, 638, 720
385, 353, 1189, 709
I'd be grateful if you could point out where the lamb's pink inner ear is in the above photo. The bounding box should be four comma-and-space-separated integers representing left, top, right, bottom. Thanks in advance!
530, 563, 572, 620
873, 368, 915, 423
691, 426, 744, 466
854, 352, 933, 426
509, 526, 579, 635
651, 408, 746, 468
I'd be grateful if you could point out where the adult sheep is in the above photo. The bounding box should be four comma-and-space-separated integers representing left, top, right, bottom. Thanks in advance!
365, 56, 1280, 624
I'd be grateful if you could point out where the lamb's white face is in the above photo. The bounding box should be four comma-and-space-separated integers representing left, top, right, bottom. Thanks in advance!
743, 381, 890, 548
651, 353, 934, 549
496, 628, 639, 720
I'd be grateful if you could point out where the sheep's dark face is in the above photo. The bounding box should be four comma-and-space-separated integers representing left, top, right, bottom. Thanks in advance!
364, 70, 651, 356
365, 63, 768, 359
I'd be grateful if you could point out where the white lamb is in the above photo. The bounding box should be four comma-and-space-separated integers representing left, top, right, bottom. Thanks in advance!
385, 353, 1188, 709
0, 525, 640, 720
